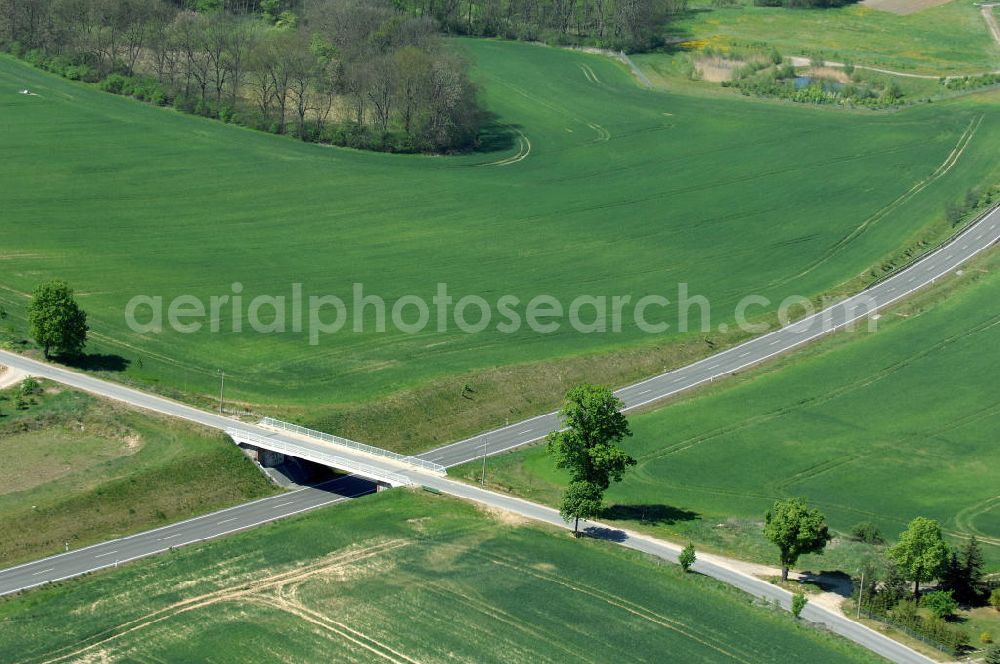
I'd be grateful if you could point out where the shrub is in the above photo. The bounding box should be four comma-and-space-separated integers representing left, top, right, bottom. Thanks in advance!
850, 521, 884, 544
99, 73, 130, 95
679, 543, 696, 572
63, 64, 90, 81
148, 88, 167, 106
23, 48, 45, 66
890, 598, 919, 627
19, 377, 40, 396
945, 200, 963, 226
990, 588, 1000, 611
981, 631, 993, 645
923, 591, 958, 620
791, 593, 808, 619
986, 644, 1000, 664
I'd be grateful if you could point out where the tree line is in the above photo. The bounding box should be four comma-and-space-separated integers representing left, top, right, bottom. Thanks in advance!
397, 0, 688, 51
753, 0, 857, 7
0, 0, 483, 152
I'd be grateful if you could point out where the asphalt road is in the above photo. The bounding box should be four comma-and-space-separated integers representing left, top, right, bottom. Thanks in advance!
0, 476, 375, 596
421, 203, 1000, 467
1, 202, 997, 661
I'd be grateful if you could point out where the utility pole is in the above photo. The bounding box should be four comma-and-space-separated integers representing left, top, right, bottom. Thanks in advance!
219, 369, 225, 415
856, 571, 865, 620
480, 436, 488, 486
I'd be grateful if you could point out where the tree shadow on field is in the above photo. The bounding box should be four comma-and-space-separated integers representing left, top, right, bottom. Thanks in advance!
474, 115, 520, 154
58, 352, 130, 372
602, 504, 700, 526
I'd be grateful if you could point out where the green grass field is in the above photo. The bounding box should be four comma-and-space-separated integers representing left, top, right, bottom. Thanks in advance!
0, 381, 276, 565
2, 38, 999, 450
660, 0, 999, 75
0, 490, 883, 663
455, 250, 1000, 570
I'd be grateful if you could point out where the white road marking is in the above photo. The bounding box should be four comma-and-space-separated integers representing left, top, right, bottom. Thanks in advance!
93, 550, 118, 559
272, 501, 296, 509
739, 352, 751, 358
637, 389, 651, 395
160, 534, 181, 540
31, 568, 54, 576
517, 429, 533, 435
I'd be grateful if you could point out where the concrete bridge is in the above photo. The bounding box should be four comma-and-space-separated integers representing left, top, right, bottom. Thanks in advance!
226, 419, 446, 489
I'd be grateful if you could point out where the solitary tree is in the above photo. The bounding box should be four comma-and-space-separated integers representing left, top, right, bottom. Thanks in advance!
763, 497, 832, 582
547, 384, 635, 490
27, 280, 88, 358
559, 480, 603, 535
547, 384, 636, 536
888, 516, 949, 603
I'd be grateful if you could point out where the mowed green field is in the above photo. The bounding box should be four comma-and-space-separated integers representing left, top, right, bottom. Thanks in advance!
660, 0, 999, 75
2, 39, 999, 448
0, 382, 276, 565
456, 252, 1000, 568
0, 490, 882, 663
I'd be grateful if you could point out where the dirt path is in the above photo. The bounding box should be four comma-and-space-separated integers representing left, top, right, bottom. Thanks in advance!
0, 365, 27, 390
715, 556, 852, 614
981, 4, 1000, 49
787, 56, 1000, 82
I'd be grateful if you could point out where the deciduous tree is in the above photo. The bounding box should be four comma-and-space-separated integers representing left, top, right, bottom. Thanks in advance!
889, 517, 949, 603
27, 280, 88, 358
546, 384, 635, 491
763, 497, 831, 582
559, 480, 603, 535
548, 384, 635, 539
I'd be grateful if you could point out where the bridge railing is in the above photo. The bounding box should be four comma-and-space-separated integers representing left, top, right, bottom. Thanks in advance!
258, 417, 446, 475
226, 428, 412, 487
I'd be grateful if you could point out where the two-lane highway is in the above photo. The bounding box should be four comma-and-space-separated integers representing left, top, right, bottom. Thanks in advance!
0, 476, 374, 596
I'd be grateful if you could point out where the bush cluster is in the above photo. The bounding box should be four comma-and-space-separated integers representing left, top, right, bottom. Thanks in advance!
889, 599, 969, 653
728, 59, 905, 108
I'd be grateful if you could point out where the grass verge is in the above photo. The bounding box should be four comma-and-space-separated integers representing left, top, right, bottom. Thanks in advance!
0, 381, 278, 566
